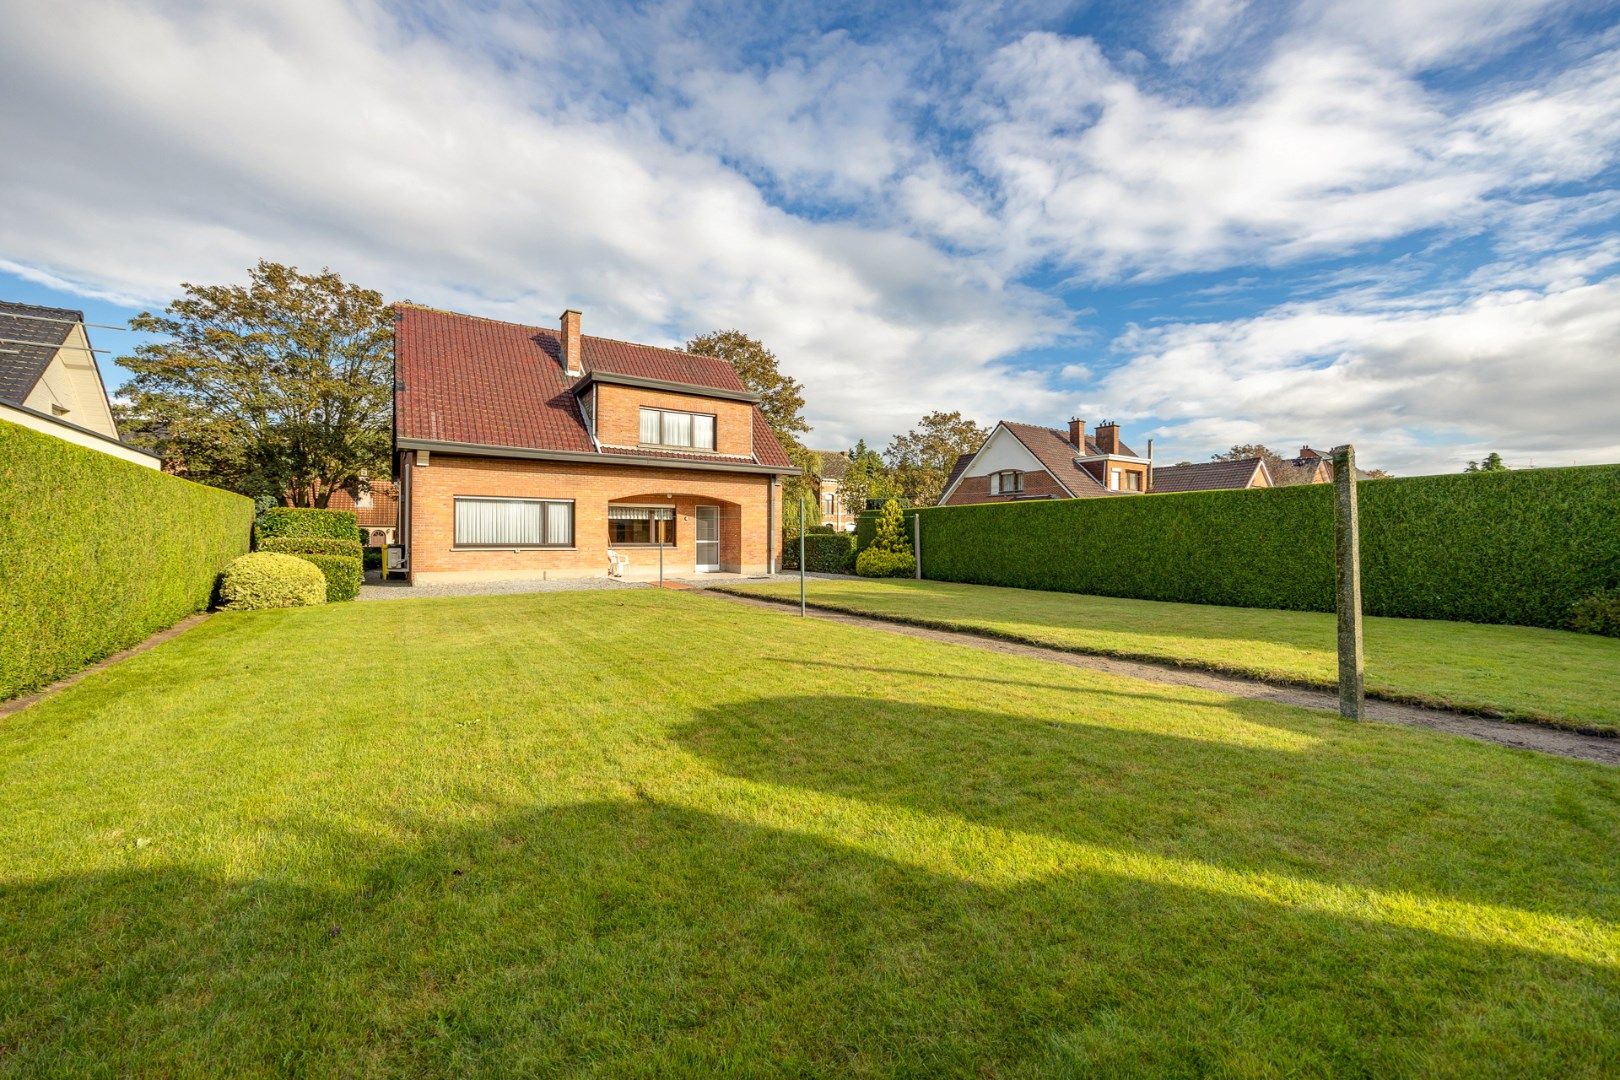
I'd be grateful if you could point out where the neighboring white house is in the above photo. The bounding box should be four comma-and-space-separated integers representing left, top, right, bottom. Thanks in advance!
0, 299, 158, 467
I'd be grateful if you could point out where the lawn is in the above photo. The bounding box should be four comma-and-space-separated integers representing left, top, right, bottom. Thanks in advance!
2, 589, 1618, 1076
724, 577, 1620, 732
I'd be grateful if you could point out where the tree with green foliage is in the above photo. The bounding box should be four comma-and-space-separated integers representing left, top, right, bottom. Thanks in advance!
840, 438, 900, 516
684, 328, 819, 535
119, 261, 394, 506
884, 411, 989, 506
685, 329, 809, 447
1465, 452, 1508, 473
855, 498, 916, 577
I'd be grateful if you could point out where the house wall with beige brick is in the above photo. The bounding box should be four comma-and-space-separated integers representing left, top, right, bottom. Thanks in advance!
405, 452, 780, 582
593, 383, 754, 458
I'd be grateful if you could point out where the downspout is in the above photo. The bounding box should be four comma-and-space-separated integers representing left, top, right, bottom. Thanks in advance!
1147, 439, 1154, 493
766, 475, 776, 575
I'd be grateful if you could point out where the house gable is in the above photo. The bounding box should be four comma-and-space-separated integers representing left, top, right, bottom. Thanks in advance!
941, 423, 1073, 504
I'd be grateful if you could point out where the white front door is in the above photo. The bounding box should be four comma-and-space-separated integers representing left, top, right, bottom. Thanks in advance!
695, 505, 720, 571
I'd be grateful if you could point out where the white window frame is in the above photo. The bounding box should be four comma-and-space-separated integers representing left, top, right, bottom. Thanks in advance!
639, 407, 717, 450
1109, 468, 1121, 490
990, 470, 1024, 496
453, 496, 574, 549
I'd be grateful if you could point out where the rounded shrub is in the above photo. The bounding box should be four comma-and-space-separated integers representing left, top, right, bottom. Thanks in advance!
297, 554, 364, 603
218, 552, 327, 611
855, 546, 915, 578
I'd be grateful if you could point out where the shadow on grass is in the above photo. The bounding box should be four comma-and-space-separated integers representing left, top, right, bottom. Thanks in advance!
2, 796, 1615, 1076
673, 695, 1620, 922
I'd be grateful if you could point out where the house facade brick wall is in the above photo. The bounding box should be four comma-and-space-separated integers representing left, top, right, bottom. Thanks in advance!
405, 452, 780, 582
593, 383, 755, 458
943, 467, 1071, 504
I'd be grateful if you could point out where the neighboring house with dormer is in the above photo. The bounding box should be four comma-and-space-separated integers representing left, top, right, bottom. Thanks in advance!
813, 449, 854, 531
1272, 445, 1333, 486
1149, 457, 1273, 493
940, 418, 1149, 504
0, 299, 157, 469
392, 305, 795, 583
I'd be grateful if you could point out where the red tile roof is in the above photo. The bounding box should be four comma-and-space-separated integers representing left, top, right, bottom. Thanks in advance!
1149, 458, 1268, 492
394, 304, 792, 470
1001, 423, 1116, 497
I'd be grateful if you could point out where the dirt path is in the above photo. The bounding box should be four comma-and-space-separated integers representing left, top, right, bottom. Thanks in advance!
707, 591, 1620, 767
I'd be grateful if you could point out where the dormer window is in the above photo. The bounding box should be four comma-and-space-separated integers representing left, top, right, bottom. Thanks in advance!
989, 470, 1024, 495
640, 407, 716, 450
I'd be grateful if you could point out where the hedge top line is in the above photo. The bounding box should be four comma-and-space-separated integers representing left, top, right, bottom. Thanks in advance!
257, 506, 360, 540
856, 461, 1620, 523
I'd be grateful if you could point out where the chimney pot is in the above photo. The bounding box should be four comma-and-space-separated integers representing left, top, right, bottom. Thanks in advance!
560, 309, 583, 376
1068, 417, 1085, 448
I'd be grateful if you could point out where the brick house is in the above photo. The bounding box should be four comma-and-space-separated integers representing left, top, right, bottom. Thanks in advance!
326, 478, 402, 546
940, 419, 1149, 505
1273, 445, 1334, 486
813, 450, 854, 531
391, 304, 795, 583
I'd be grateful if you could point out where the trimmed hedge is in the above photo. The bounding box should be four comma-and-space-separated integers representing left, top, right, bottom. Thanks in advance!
257, 507, 359, 541
879, 464, 1620, 629
781, 533, 857, 573
258, 536, 365, 559
0, 419, 252, 699
219, 552, 327, 610
295, 553, 363, 603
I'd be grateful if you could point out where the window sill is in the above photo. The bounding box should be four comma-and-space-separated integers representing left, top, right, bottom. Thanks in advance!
451, 546, 577, 552
611, 543, 679, 549
638, 444, 719, 454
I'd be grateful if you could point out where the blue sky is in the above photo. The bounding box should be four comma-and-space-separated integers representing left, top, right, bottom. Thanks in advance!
3, 0, 1619, 474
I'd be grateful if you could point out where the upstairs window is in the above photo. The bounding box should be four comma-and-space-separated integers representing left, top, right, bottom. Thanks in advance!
1122, 470, 1142, 491
989, 470, 1024, 495
640, 407, 716, 450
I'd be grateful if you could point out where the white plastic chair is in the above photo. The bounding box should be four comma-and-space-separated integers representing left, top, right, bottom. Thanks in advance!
606, 549, 629, 578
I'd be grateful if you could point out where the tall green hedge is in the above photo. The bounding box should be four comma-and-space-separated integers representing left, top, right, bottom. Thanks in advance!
257, 507, 358, 540
0, 420, 253, 700
874, 464, 1620, 629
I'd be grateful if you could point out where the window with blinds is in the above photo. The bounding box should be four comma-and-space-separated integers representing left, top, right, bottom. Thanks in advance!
989, 470, 1024, 495
608, 505, 676, 546
639, 407, 716, 450
454, 497, 573, 547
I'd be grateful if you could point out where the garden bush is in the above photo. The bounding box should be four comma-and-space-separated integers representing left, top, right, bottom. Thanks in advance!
1568, 590, 1620, 637
857, 499, 915, 578
0, 420, 252, 700
297, 554, 364, 602
893, 463, 1620, 629
781, 533, 856, 573
218, 553, 327, 610
855, 547, 916, 578
258, 536, 365, 558
256, 507, 359, 541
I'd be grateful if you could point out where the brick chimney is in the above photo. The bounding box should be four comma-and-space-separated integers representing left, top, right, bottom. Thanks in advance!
1067, 417, 1085, 448
1298, 445, 1321, 460
560, 309, 583, 376
1096, 420, 1121, 455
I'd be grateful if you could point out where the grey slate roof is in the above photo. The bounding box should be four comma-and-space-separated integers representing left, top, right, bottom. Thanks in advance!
1150, 457, 1267, 493
0, 300, 80, 406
